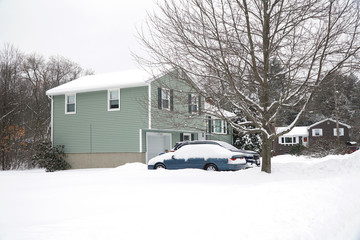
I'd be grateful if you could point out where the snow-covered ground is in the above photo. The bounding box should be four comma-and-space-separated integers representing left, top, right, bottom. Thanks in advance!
1, 152, 360, 240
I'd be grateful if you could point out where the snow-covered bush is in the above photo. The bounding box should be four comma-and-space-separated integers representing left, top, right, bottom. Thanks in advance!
32, 142, 70, 172
234, 133, 262, 152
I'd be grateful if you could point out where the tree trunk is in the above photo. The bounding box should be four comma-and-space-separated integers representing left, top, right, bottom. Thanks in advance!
333, 77, 340, 143
261, 136, 272, 174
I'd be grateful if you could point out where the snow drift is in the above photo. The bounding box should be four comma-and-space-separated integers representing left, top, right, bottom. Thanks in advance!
0, 152, 360, 240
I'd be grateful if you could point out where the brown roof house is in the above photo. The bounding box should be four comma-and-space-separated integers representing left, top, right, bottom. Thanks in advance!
273, 118, 351, 155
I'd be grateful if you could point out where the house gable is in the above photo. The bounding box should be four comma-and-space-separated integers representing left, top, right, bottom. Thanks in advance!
149, 70, 206, 132
308, 118, 350, 141
308, 118, 351, 130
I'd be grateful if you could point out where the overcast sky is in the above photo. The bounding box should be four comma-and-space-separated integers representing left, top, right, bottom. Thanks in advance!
0, 0, 156, 74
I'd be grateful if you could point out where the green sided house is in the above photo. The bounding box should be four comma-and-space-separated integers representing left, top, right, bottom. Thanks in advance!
46, 69, 234, 169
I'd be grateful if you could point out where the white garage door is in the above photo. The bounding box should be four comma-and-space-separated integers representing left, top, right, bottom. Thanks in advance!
146, 132, 172, 163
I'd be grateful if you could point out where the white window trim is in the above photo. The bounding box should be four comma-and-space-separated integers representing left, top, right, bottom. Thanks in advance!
333, 128, 344, 136
279, 136, 298, 145
312, 128, 323, 137
161, 88, 171, 111
65, 93, 76, 114
108, 89, 120, 111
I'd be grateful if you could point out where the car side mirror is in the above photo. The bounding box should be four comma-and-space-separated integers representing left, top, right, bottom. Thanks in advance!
172, 155, 176, 160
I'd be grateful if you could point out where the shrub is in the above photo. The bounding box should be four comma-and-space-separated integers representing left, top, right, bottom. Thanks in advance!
302, 137, 347, 158
289, 144, 306, 156
32, 141, 70, 172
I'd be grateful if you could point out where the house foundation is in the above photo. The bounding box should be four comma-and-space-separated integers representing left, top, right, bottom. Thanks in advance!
65, 152, 146, 169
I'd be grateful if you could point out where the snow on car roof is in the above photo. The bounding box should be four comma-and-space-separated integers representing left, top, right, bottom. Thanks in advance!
175, 144, 234, 160
46, 69, 152, 96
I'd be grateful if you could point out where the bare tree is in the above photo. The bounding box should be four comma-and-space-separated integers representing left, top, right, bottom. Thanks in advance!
137, 0, 360, 173
0, 44, 24, 170
0, 44, 93, 170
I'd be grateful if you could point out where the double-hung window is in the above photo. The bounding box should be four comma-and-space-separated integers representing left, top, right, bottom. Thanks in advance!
108, 89, 120, 111
333, 128, 344, 136
158, 87, 173, 111
213, 119, 227, 134
162, 88, 170, 110
189, 94, 198, 113
159, 88, 171, 110
312, 128, 323, 136
207, 117, 227, 134
65, 94, 76, 114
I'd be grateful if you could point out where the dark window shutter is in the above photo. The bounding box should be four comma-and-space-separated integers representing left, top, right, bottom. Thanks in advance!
180, 133, 184, 141
207, 116, 212, 133
198, 96, 202, 115
158, 88, 162, 109
188, 94, 192, 113
191, 133, 195, 140
170, 89, 174, 111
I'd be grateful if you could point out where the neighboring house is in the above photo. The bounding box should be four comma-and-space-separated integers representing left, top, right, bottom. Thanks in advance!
274, 118, 351, 155
46, 69, 234, 168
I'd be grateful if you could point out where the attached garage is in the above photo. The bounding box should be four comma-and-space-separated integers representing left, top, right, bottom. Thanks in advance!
146, 132, 172, 162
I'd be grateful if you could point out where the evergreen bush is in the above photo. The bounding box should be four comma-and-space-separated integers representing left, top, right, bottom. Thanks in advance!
289, 144, 306, 156
32, 141, 70, 172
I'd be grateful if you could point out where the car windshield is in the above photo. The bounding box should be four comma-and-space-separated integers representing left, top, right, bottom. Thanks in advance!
215, 141, 239, 151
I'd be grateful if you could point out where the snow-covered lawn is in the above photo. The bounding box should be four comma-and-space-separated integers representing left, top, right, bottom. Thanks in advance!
1, 153, 360, 240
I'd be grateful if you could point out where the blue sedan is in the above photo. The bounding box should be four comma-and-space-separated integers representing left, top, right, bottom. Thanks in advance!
147, 144, 248, 171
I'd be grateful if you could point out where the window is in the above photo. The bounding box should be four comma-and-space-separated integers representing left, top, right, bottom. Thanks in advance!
279, 136, 297, 145
333, 128, 344, 136
161, 88, 170, 110
312, 128, 323, 136
183, 133, 191, 141
207, 117, 227, 134
65, 94, 76, 114
108, 89, 120, 111
188, 94, 200, 114
158, 88, 173, 110
214, 119, 222, 133
213, 119, 227, 134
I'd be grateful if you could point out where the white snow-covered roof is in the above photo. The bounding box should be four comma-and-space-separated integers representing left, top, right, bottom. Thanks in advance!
276, 126, 309, 136
46, 69, 152, 96
204, 102, 236, 118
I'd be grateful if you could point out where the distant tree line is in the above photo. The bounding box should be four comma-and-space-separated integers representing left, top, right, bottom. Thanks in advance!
0, 44, 93, 170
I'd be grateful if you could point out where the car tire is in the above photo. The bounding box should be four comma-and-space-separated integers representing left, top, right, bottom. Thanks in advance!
154, 163, 166, 170
204, 164, 218, 171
